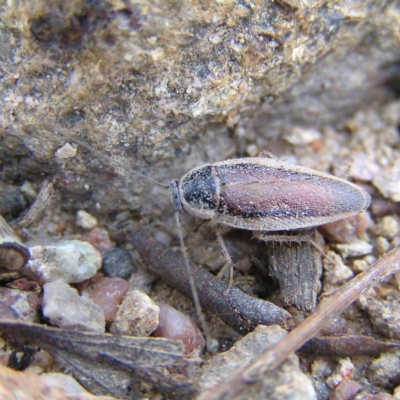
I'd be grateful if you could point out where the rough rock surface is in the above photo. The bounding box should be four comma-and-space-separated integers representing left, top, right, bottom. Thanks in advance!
0, 1, 398, 215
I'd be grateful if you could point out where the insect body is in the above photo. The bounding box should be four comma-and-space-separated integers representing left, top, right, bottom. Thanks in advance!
169, 157, 371, 231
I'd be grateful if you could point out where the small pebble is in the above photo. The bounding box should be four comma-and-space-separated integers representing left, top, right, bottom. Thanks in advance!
319, 212, 370, 243
89, 277, 129, 323
335, 239, 373, 258
375, 236, 391, 254
82, 226, 115, 252
6, 278, 41, 294
25, 240, 102, 284
42, 281, 105, 333
376, 215, 399, 240
76, 210, 97, 230
284, 126, 321, 145
346, 152, 380, 181
311, 359, 335, 378
153, 303, 205, 356
32, 350, 53, 370
370, 199, 400, 218
368, 350, 400, 389
320, 317, 348, 336
373, 162, 400, 202
102, 248, 135, 279
54, 142, 77, 159
352, 259, 370, 273
323, 252, 354, 288
38, 372, 89, 395
19, 181, 37, 201
358, 293, 400, 340
0, 287, 40, 322
110, 290, 159, 336
200, 325, 317, 399
326, 358, 354, 389
328, 380, 362, 400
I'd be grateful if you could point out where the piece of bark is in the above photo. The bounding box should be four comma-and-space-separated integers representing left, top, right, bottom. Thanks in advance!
256, 230, 323, 311
0, 215, 30, 271
0, 319, 196, 399
129, 229, 291, 335
299, 335, 400, 357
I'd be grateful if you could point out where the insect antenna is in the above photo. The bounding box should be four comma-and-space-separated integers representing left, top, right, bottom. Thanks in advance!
174, 212, 210, 341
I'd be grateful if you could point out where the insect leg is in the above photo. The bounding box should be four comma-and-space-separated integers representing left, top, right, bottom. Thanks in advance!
215, 227, 236, 295
186, 219, 211, 252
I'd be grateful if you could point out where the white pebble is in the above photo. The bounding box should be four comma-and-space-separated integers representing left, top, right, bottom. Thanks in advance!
25, 240, 102, 284
42, 281, 105, 333
76, 210, 97, 230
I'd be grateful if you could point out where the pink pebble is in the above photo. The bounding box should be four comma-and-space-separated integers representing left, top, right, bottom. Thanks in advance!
319, 212, 370, 243
153, 303, 205, 355
89, 277, 129, 323
82, 226, 115, 252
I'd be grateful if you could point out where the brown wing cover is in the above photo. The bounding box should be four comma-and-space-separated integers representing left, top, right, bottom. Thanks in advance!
215, 164, 365, 220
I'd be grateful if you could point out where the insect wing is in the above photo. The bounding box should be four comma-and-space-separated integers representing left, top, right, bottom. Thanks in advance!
213, 160, 369, 231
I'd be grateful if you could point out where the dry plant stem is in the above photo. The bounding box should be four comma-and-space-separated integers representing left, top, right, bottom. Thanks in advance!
9, 181, 54, 229
129, 229, 291, 334
199, 246, 400, 400
299, 335, 400, 357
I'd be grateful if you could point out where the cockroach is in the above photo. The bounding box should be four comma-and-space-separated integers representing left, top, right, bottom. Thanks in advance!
118, 155, 370, 311
168, 157, 370, 231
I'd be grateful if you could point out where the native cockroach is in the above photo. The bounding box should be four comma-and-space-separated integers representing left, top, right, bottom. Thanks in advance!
168, 157, 370, 231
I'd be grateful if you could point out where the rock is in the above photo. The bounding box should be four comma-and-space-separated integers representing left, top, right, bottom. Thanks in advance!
6, 278, 41, 294
319, 212, 370, 243
0, 364, 116, 400
326, 358, 354, 389
335, 239, 373, 258
89, 277, 129, 324
199, 325, 317, 400
376, 215, 399, 240
54, 143, 77, 159
110, 290, 159, 337
328, 380, 362, 400
76, 210, 98, 230
82, 227, 115, 253
25, 240, 102, 284
373, 161, 400, 202
42, 281, 105, 333
368, 350, 400, 389
358, 291, 400, 341
284, 126, 321, 146
323, 251, 354, 291
153, 303, 205, 356
0, 287, 40, 322
102, 248, 135, 279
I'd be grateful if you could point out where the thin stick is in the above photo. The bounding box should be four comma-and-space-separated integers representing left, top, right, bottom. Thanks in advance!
198, 246, 400, 400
